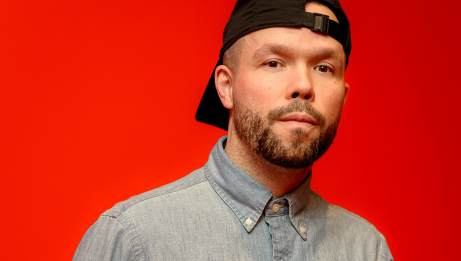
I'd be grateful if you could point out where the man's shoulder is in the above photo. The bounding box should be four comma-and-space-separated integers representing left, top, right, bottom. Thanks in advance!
306, 191, 392, 260
308, 190, 385, 241
101, 167, 209, 219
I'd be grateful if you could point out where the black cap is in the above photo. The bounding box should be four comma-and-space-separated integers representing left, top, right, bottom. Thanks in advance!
196, 0, 351, 130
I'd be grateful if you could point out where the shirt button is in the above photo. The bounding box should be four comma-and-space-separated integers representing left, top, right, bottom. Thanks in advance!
300, 225, 306, 234
272, 204, 281, 213
245, 218, 252, 226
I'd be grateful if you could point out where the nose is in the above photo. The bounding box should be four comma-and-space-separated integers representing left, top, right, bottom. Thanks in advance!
285, 65, 314, 102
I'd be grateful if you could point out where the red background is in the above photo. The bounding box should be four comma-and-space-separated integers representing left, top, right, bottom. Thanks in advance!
1, 0, 460, 260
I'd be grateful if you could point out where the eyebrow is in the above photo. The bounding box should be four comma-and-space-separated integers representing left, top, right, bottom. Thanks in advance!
311, 46, 344, 65
252, 43, 294, 61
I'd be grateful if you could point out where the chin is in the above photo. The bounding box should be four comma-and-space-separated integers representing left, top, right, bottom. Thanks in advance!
278, 126, 318, 144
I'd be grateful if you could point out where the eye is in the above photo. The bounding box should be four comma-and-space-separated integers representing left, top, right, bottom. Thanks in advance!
315, 65, 333, 74
264, 60, 282, 68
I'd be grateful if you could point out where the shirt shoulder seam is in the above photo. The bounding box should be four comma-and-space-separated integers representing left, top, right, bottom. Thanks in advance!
110, 215, 141, 260
97, 212, 148, 260
310, 190, 377, 229
102, 168, 207, 218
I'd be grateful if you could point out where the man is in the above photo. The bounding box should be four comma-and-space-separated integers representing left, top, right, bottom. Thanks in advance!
74, 0, 393, 260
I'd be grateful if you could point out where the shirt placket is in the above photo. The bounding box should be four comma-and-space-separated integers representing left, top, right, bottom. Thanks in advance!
264, 198, 294, 261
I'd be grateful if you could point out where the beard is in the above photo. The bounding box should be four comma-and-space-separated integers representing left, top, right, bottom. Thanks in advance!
233, 99, 340, 169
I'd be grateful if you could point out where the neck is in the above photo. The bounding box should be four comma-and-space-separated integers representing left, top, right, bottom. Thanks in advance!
224, 130, 311, 198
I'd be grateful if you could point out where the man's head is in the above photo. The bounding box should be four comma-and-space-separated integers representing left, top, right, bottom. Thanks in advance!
215, 1, 349, 168
196, 0, 351, 130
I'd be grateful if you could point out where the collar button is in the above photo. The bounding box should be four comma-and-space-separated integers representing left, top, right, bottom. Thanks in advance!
300, 225, 306, 234
245, 218, 252, 226
272, 204, 281, 213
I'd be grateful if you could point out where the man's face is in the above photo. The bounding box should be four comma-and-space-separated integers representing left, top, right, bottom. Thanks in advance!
230, 3, 349, 169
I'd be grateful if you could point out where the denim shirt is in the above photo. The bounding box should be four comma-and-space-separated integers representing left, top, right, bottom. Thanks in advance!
73, 136, 393, 261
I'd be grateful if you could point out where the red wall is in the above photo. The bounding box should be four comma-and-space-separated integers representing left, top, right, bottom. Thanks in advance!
1, 0, 460, 259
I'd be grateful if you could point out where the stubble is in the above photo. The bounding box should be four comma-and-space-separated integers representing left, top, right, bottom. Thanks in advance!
233, 99, 340, 169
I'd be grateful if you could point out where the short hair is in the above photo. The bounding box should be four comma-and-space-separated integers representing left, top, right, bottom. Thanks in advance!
222, 37, 245, 76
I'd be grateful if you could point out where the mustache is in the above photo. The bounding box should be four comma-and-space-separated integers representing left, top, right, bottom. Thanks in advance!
267, 100, 325, 125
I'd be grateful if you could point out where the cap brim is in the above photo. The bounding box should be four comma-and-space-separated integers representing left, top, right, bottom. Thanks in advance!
195, 56, 230, 130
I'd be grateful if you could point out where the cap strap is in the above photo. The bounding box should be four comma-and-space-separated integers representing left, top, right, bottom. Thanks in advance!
302, 12, 347, 47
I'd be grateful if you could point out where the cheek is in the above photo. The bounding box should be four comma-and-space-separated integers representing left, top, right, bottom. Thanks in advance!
234, 72, 283, 112
315, 84, 347, 119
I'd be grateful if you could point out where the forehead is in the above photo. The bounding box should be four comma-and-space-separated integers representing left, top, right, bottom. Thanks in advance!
242, 26, 345, 66
238, 2, 345, 65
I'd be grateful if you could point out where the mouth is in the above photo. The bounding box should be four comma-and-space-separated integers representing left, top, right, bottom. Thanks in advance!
278, 113, 318, 128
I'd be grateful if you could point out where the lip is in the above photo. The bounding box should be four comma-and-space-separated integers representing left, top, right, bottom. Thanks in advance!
278, 113, 318, 126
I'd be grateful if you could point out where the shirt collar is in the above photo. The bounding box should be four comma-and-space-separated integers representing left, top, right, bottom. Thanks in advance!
204, 136, 311, 240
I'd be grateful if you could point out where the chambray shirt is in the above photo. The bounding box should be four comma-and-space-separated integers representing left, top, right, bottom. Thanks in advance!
73, 136, 393, 261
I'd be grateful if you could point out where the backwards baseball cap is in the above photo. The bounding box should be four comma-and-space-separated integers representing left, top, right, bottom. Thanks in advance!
195, 0, 351, 130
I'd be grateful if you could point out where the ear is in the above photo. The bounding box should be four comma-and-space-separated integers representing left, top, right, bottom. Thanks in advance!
343, 82, 350, 107
215, 65, 234, 109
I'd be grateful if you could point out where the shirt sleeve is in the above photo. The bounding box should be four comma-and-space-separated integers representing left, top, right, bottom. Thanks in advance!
379, 235, 394, 261
73, 215, 136, 261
